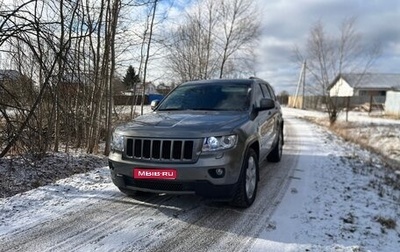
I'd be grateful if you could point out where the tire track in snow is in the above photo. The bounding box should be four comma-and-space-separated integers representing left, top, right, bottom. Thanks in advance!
0, 194, 179, 252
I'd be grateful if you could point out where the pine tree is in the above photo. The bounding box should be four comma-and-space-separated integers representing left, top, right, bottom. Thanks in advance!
122, 65, 140, 90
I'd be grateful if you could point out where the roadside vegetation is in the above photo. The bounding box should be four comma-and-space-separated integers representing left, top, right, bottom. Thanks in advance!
0, 0, 261, 198
303, 114, 400, 171
294, 17, 381, 124
0, 0, 260, 161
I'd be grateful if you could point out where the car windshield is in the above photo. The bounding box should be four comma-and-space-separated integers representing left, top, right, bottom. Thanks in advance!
157, 83, 251, 111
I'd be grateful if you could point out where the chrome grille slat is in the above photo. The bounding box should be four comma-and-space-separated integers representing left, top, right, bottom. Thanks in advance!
125, 138, 199, 162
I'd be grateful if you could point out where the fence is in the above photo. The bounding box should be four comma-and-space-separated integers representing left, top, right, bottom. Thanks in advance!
288, 95, 386, 112
331, 96, 385, 109
114, 95, 148, 106
288, 96, 325, 109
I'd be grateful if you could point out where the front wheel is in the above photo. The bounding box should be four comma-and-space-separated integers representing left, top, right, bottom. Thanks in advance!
231, 148, 258, 208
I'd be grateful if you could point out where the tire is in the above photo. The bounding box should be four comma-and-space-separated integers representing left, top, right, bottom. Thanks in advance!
231, 148, 258, 208
267, 127, 283, 162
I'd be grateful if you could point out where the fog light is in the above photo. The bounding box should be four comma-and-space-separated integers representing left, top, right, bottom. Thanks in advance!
208, 168, 225, 178
215, 168, 224, 176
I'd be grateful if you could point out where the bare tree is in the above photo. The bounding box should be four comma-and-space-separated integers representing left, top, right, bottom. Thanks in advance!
216, 0, 260, 78
0, 0, 124, 157
165, 0, 260, 82
104, 0, 122, 155
0, 0, 72, 158
295, 17, 381, 124
140, 0, 157, 115
138, 0, 159, 116
166, 20, 215, 81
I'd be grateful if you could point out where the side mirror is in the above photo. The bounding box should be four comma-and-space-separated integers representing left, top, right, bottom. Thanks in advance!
258, 98, 275, 111
150, 100, 159, 110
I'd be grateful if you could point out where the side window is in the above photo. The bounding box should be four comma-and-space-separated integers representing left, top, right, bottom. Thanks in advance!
260, 83, 272, 99
266, 84, 276, 100
254, 83, 265, 106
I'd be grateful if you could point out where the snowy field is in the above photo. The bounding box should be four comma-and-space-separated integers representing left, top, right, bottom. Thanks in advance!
291, 108, 400, 169
0, 107, 399, 251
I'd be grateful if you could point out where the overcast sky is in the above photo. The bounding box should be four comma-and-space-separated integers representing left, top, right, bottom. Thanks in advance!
254, 0, 400, 94
2, 0, 398, 96
164, 0, 399, 94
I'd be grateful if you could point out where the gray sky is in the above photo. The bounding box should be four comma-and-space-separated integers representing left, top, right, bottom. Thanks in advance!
255, 0, 400, 94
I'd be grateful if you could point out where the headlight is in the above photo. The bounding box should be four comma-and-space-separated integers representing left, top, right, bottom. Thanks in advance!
202, 135, 237, 152
111, 132, 124, 152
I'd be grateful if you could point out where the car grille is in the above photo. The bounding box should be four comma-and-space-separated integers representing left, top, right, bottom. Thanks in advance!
124, 138, 201, 163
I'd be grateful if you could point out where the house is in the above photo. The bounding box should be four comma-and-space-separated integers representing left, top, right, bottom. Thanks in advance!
0, 70, 35, 106
121, 82, 159, 96
328, 73, 400, 97
156, 83, 173, 95
58, 72, 94, 95
0, 70, 22, 82
117, 82, 163, 105
0, 70, 23, 103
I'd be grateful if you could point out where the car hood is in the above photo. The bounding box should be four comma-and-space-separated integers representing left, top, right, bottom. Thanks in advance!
115, 111, 248, 137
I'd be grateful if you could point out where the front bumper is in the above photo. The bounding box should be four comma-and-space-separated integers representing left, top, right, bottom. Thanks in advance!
108, 148, 244, 199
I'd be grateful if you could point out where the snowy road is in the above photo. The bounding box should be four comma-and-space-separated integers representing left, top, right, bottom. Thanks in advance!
1, 109, 399, 251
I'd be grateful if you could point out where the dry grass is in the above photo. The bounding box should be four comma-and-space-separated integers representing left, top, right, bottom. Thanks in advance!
305, 116, 400, 171
374, 216, 397, 230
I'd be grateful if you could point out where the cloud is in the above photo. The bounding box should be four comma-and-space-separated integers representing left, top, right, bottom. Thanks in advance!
256, 0, 400, 94
136, 0, 399, 94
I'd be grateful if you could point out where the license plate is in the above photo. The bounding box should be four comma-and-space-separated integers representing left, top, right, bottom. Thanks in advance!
133, 168, 177, 180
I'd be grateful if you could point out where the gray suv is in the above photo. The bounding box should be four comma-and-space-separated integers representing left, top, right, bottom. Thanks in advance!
108, 78, 284, 207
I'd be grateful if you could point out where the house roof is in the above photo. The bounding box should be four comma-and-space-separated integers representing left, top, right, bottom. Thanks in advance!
61, 73, 93, 84
329, 73, 400, 90
0, 70, 22, 81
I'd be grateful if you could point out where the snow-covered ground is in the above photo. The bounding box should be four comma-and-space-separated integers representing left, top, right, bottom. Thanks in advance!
296, 108, 400, 170
251, 108, 400, 251
0, 152, 107, 198
0, 107, 399, 251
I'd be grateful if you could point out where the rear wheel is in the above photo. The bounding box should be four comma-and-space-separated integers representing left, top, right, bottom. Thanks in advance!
231, 148, 258, 208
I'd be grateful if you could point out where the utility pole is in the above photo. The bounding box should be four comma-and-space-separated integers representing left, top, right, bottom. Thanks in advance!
302, 60, 306, 109
294, 60, 306, 109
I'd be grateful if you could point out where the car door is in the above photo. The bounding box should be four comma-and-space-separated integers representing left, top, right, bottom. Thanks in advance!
263, 83, 280, 152
254, 82, 275, 160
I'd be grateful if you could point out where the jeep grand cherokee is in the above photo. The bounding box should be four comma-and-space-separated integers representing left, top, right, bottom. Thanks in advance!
108, 77, 284, 207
